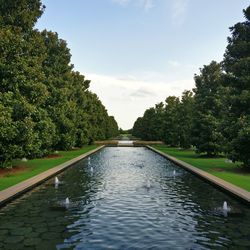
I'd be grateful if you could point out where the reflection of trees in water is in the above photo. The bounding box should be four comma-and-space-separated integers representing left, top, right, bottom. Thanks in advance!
0, 183, 76, 248
1, 148, 250, 249
162, 170, 250, 248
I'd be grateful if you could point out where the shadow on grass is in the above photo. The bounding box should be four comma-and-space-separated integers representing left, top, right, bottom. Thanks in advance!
229, 166, 250, 174
153, 145, 249, 173
155, 145, 224, 159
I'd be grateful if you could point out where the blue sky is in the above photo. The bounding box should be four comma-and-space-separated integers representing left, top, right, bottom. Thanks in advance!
36, 0, 249, 129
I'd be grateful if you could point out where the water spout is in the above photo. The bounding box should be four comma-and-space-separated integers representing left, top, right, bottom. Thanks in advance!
222, 201, 230, 217
65, 197, 70, 205
223, 201, 228, 211
173, 170, 176, 176
55, 177, 59, 185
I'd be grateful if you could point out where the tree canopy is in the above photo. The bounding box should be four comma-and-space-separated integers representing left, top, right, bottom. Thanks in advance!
132, 5, 250, 167
222, 5, 250, 166
0, 0, 118, 167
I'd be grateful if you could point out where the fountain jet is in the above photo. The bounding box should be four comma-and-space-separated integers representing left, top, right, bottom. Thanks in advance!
55, 177, 60, 185
65, 197, 70, 205
223, 201, 228, 211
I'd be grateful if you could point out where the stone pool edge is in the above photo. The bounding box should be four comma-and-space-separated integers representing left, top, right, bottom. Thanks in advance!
147, 145, 250, 205
0, 145, 105, 207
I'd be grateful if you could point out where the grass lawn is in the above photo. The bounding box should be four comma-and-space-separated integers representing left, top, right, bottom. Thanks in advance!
0, 145, 98, 191
153, 145, 250, 192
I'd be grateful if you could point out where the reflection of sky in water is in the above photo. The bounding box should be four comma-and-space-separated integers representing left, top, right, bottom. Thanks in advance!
0, 147, 250, 250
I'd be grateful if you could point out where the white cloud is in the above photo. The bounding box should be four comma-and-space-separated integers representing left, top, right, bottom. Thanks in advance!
171, 0, 189, 27
112, 0, 130, 6
86, 72, 194, 129
130, 87, 157, 98
142, 0, 155, 11
112, 0, 155, 11
167, 60, 181, 67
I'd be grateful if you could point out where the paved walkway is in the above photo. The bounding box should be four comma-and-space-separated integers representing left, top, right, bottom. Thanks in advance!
117, 140, 134, 147
0, 146, 104, 207
147, 146, 250, 205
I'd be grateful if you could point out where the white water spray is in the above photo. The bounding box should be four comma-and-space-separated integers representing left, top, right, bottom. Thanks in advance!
223, 201, 228, 211
65, 197, 70, 205
55, 177, 59, 185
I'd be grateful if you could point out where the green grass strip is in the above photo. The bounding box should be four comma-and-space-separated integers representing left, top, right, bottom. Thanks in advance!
153, 145, 250, 192
0, 145, 98, 191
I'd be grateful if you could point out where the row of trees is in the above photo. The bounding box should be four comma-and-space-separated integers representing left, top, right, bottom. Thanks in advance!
0, 0, 118, 167
133, 6, 250, 167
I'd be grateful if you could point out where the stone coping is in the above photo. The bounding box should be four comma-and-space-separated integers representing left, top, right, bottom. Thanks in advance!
95, 140, 164, 147
147, 146, 250, 205
0, 146, 105, 207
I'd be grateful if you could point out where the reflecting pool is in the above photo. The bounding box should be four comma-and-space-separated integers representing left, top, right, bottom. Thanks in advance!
0, 147, 250, 249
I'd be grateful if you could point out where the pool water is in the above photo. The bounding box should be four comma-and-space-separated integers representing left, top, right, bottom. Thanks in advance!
0, 147, 250, 249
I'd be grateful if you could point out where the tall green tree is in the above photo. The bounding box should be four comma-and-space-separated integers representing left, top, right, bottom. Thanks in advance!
222, 5, 250, 166
41, 30, 79, 149
132, 103, 164, 141
178, 90, 194, 148
163, 96, 180, 146
153, 102, 165, 140
105, 116, 119, 139
0, 1, 118, 167
192, 61, 224, 156
132, 117, 144, 139
0, 0, 44, 31
0, 16, 54, 160
70, 71, 90, 147
142, 107, 160, 141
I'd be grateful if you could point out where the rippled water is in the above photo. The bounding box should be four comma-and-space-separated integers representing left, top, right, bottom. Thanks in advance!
0, 147, 250, 249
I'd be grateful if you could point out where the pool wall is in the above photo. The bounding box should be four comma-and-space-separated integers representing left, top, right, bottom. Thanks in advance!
0, 146, 105, 207
147, 146, 250, 205
1, 144, 249, 208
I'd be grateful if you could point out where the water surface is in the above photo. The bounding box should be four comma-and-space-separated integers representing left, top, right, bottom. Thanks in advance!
0, 147, 250, 249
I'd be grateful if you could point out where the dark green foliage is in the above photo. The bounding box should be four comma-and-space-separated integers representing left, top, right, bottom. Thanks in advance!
153, 102, 166, 141
222, 5, 250, 166
192, 61, 224, 156
132, 95, 194, 147
132, 102, 164, 140
106, 116, 119, 139
132, 4, 250, 167
0, 0, 44, 31
163, 96, 180, 146
40, 30, 78, 150
132, 62, 225, 154
0, 25, 51, 161
0, 102, 20, 167
0, 1, 118, 167
132, 117, 144, 139
118, 128, 132, 135
178, 91, 194, 148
